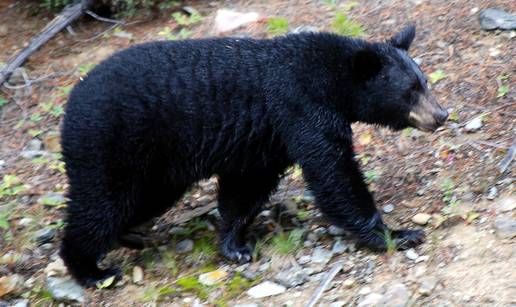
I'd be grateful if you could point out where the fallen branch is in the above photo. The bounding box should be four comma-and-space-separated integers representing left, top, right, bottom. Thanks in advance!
306, 262, 343, 307
0, 0, 93, 86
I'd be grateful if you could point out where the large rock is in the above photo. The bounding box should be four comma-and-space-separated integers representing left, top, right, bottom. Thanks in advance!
479, 8, 516, 30
247, 281, 286, 299
46, 277, 84, 303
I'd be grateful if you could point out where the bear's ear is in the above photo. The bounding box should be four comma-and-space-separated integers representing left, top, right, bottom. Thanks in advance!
351, 48, 383, 82
389, 25, 416, 51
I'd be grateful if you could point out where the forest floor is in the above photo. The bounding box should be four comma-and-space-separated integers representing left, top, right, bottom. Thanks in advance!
0, 0, 514, 306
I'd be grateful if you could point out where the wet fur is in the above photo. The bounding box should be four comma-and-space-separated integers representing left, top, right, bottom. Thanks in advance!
61, 30, 427, 287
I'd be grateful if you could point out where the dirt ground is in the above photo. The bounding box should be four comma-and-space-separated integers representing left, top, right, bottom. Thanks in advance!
0, 0, 514, 306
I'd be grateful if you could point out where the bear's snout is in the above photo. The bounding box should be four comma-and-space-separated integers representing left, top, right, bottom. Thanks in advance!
408, 93, 448, 132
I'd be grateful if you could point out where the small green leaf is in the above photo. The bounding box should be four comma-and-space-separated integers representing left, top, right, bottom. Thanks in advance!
497, 85, 509, 98
0, 98, 8, 107
429, 70, 447, 84
267, 17, 289, 36
448, 111, 459, 122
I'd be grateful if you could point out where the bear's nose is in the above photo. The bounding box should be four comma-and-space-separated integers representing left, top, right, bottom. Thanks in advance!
435, 108, 448, 125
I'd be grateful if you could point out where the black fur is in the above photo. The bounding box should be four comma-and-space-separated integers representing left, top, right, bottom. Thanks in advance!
61, 27, 432, 287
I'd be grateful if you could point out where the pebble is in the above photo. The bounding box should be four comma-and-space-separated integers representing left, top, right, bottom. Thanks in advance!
44, 258, 67, 277
378, 283, 410, 307
328, 225, 345, 236
479, 8, 516, 30
358, 286, 372, 295
311, 247, 333, 264
26, 139, 42, 151
419, 276, 438, 295
412, 213, 431, 225
290, 25, 318, 34
382, 204, 395, 213
46, 277, 84, 303
298, 255, 311, 264
10, 299, 29, 307
113, 30, 133, 40
37, 192, 66, 206
405, 248, 419, 261
331, 239, 347, 254
275, 268, 309, 288
20, 150, 47, 159
358, 293, 383, 306
132, 266, 144, 284
34, 228, 56, 245
330, 301, 346, 307
198, 269, 228, 286
493, 217, 516, 239
343, 278, 355, 288
487, 186, 498, 200
17, 217, 33, 228
168, 227, 187, 235
495, 196, 516, 212
464, 116, 483, 132
247, 281, 286, 299
175, 239, 194, 253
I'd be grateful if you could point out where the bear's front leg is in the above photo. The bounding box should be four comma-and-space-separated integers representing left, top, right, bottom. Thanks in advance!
217, 166, 286, 263
290, 130, 424, 251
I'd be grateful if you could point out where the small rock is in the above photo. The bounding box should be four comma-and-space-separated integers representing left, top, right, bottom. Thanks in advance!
38, 192, 66, 206
328, 225, 345, 236
405, 248, 419, 261
486, 186, 498, 200
495, 196, 516, 212
479, 8, 516, 30
247, 281, 286, 299
290, 25, 318, 34
298, 255, 311, 264
464, 116, 483, 132
46, 277, 84, 303
132, 266, 144, 284
275, 268, 309, 288
419, 276, 438, 296
378, 283, 410, 307
34, 228, 56, 245
0, 25, 8, 37
113, 30, 133, 40
412, 213, 431, 225
44, 258, 67, 277
311, 247, 333, 264
493, 217, 516, 239
330, 301, 346, 307
0, 274, 23, 298
198, 269, 228, 286
17, 217, 33, 228
415, 255, 429, 263
331, 239, 347, 254
20, 150, 47, 159
382, 204, 395, 213
302, 190, 315, 202
314, 227, 327, 237
169, 226, 187, 235
358, 293, 383, 306
358, 286, 372, 295
26, 139, 42, 151
10, 299, 29, 307
175, 239, 194, 253
215, 9, 260, 33
343, 278, 355, 288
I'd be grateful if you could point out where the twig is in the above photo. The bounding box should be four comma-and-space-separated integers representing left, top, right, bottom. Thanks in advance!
499, 136, 516, 173
0, 0, 93, 85
85, 10, 123, 24
305, 262, 343, 307
2, 69, 75, 90
471, 139, 509, 149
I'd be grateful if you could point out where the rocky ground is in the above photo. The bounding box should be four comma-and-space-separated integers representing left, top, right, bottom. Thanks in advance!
0, 0, 515, 306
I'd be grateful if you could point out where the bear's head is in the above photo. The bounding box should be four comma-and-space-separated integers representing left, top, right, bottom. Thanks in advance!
349, 25, 448, 132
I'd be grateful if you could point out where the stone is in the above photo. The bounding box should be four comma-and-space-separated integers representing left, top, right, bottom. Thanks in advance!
332, 239, 347, 254
358, 293, 383, 306
169, 226, 187, 235
132, 266, 144, 284
464, 116, 483, 132
412, 213, 431, 225
479, 8, 516, 30
175, 239, 194, 253
382, 204, 395, 213
198, 269, 228, 286
419, 276, 438, 296
46, 277, 84, 303
495, 196, 516, 212
10, 299, 29, 307
37, 192, 66, 206
493, 217, 516, 239
378, 283, 410, 307
298, 255, 311, 264
26, 139, 42, 151
330, 301, 346, 307
275, 268, 309, 288
0, 274, 23, 298
34, 228, 56, 245
247, 281, 286, 299
20, 150, 47, 159
0, 25, 8, 37
44, 258, 67, 277
17, 217, 33, 228
113, 30, 133, 40
358, 286, 372, 295
343, 278, 355, 288
328, 225, 345, 236
405, 248, 419, 261
290, 25, 318, 34
487, 186, 498, 200
311, 247, 333, 264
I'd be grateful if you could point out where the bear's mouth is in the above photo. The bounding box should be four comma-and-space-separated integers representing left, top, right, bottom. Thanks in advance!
408, 93, 448, 132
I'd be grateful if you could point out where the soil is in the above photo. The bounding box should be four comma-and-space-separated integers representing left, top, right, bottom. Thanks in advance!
0, 0, 514, 306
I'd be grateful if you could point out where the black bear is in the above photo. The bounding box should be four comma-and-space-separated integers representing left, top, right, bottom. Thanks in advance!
60, 25, 448, 287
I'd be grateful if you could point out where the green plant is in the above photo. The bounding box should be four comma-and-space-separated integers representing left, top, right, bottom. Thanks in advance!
192, 235, 218, 261
172, 12, 203, 26
267, 17, 289, 36
364, 169, 379, 184
429, 70, 447, 84
78, 63, 96, 75
270, 228, 304, 255
0, 97, 7, 107
142, 284, 178, 303
379, 229, 396, 256
497, 85, 509, 98
332, 12, 364, 37
176, 276, 209, 300
0, 175, 26, 199
158, 27, 192, 40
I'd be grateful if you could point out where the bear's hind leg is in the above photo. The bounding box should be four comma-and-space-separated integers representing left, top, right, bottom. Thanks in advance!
217, 168, 284, 263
